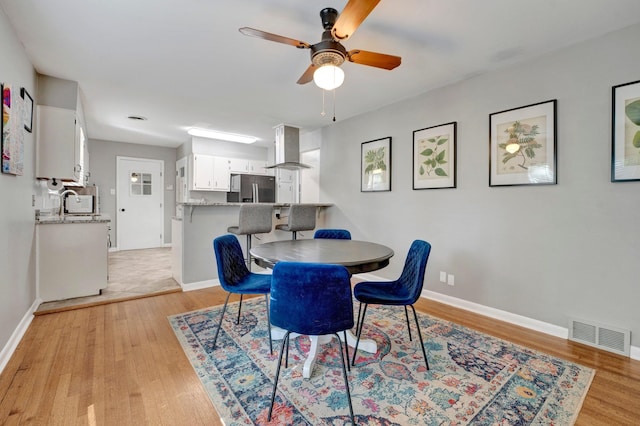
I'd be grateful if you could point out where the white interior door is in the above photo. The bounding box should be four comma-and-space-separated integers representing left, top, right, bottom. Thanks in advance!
116, 157, 164, 250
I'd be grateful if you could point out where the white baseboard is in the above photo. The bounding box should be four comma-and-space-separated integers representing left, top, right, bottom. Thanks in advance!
423, 290, 568, 338
422, 290, 640, 361
181, 279, 219, 292
0, 297, 41, 375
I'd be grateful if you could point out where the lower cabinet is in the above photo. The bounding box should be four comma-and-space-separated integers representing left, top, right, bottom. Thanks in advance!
37, 221, 109, 302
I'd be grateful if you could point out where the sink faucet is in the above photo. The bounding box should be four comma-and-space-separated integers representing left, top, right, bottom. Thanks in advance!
58, 189, 80, 217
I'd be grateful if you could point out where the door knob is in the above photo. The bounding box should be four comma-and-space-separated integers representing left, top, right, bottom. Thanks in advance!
120, 208, 125, 212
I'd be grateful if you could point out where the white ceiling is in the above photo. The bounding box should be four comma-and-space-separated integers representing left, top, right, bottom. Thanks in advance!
3, 0, 640, 149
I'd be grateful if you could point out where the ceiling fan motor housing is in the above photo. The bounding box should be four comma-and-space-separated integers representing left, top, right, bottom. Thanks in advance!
311, 39, 346, 67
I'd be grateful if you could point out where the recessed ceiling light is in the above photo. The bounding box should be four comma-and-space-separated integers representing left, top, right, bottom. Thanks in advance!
128, 115, 147, 121
187, 127, 257, 144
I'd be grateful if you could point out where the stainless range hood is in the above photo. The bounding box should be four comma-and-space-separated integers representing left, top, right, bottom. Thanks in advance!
266, 124, 310, 169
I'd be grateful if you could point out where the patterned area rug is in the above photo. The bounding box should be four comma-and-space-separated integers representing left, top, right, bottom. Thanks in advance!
169, 298, 594, 425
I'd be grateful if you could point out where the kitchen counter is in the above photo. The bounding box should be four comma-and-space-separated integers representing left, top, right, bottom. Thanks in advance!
173, 203, 334, 288
179, 201, 333, 207
36, 214, 111, 224
178, 202, 332, 222
36, 215, 110, 302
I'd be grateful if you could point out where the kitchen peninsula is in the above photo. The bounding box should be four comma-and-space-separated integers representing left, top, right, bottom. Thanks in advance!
172, 203, 332, 289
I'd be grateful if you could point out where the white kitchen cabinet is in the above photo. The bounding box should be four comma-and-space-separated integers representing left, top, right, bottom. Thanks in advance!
190, 154, 230, 191
277, 181, 295, 203
229, 158, 249, 173
249, 160, 269, 175
36, 105, 87, 184
229, 158, 268, 175
191, 154, 214, 190
212, 156, 231, 191
37, 221, 109, 302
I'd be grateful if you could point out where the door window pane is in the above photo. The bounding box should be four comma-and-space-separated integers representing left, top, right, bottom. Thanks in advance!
130, 172, 152, 196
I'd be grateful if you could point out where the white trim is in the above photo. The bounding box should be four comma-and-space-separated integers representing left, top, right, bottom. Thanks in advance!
423, 290, 567, 338
181, 279, 218, 292
0, 298, 41, 375
423, 289, 639, 360
353, 273, 640, 360
162, 242, 172, 248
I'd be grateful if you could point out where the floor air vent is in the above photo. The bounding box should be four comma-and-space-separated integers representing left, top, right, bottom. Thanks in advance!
568, 317, 631, 356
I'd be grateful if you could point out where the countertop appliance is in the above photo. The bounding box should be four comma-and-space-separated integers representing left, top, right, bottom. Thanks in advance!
62, 185, 99, 215
64, 194, 95, 214
227, 173, 276, 203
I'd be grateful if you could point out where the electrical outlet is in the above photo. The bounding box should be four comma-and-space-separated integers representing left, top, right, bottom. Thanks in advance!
439, 271, 447, 283
447, 274, 455, 286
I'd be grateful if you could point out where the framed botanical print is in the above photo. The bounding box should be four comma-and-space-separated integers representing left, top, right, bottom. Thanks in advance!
489, 99, 557, 186
612, 80, 640, 182
413, 122, 456, 189
361, 137, 391, 192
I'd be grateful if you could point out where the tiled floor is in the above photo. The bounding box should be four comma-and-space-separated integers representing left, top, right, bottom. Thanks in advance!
36, 247, 181, 314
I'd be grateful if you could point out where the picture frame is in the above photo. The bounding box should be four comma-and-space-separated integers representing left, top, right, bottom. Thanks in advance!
489, 99, 557, 186
413, 121, 457, 189
611, 80, 640, 182
361, 136, 391, 192
2, 83, 25, 175
20, 87, 33, 133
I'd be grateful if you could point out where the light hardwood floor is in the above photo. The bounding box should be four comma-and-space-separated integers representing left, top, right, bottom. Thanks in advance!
1, 287, 639, 425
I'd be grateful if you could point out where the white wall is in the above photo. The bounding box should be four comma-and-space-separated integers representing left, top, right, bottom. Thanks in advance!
319, 23, 640, 347
0, 9, 38, 363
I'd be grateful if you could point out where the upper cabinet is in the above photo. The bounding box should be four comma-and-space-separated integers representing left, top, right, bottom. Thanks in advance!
229, 158, 269, 175
36, 105, 86, 184
190, 154, 230, 191
35, 75, 88, 185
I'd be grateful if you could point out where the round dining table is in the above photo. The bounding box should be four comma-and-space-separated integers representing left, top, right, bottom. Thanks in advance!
250, 238, 394, 378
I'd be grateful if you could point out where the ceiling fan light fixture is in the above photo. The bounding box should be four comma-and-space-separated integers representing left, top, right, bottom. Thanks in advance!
313, 65, 345, 90
187, 128, 257, 144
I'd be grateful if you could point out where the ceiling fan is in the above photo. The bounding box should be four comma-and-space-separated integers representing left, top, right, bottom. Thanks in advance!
239, 0, 401, 90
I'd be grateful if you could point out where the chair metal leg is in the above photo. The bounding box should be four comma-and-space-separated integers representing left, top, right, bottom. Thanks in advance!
404, 306, 413, 341
351, 303, 368, 366
264, 294, 273, 355
409, 304, 429, 370
268, 331, 291, 421
354, 302, 363, 336
211, 292, 232, 350
343, 331, 350, 372
245, 234, 252, 271
284, 333, 290, 368
237, 294, 243, 324
334, 332, 355, 425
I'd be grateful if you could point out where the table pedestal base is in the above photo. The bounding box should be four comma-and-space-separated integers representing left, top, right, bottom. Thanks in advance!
271, 327, 377, 379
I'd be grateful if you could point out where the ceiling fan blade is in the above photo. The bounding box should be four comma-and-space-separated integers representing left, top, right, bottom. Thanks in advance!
297, 64, 317, 85
347, 49, 401, 70
239, 27, 310, 49
332, 0, 381, 40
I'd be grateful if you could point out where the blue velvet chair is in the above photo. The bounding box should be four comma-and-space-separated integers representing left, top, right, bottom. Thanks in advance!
313, 228, 352, 240
268, 262, 355, 425
351, 240, 432, 370
212, 234, 272, 353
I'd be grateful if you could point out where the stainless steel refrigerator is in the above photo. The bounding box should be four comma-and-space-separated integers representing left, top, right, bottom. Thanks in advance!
226, 174, 276, 203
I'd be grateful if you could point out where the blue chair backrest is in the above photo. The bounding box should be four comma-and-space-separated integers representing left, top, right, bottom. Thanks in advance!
213, 234, 250, 289
313, 229, 352, 240
270, 262, 353, 336
397, 240, 432, 303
